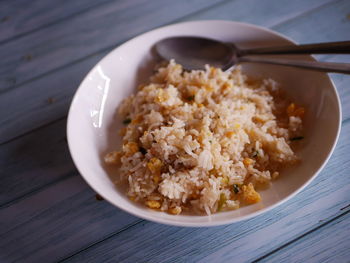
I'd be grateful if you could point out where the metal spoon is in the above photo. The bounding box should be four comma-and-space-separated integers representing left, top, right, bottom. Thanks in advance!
155, 37, 350, 74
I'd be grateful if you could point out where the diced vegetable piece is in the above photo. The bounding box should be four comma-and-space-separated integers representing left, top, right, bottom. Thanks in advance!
123, 118, 131, 124
147, 157, 163, 174
221, 177, 229, 185
225, 131, 235, 137
242, 183, 261, 204
187, 95, 195, 101
293, 107, 305, 118
290, 136, 304, 141
168, 206, 182, 215
233, 184, 240, 194
243, 157, 254, 166
139, 147, 147, 155
218, 193, 227, 211
145, 200, 161, 209
287, 103, 305, 118
123, 142, 139, 156
287, 103, 295, 116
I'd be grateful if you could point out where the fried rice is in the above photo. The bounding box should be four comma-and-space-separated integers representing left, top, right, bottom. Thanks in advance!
104, 60, 304, 215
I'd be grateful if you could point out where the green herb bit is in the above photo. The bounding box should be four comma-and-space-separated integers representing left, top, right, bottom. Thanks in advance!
290, 136, 304, 141
139, 147, 147, 155
187, 95, 195, 101
233, 184, 240, 194
123, 118, 131, 125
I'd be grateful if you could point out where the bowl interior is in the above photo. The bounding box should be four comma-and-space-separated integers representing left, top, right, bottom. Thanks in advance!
67, 21, 341, 226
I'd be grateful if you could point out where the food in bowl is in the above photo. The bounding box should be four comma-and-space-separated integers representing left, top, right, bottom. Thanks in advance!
104, 60, 305, 215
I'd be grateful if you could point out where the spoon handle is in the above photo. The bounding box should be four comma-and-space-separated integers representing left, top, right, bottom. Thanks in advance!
239, 41, 350, 56
238, 57, 350, 74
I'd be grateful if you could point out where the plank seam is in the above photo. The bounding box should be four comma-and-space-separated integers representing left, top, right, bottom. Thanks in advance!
0, 0, 334, 96
0, 171, 77, 209
0, 115, 67, 146
57, 219, 145, 262
0, 104, 348, 208
252, 209, 350, 262
57, 202, 350, 262
271, 0, 340, 31
0, 0, 230, 95
0, 0, 117, 46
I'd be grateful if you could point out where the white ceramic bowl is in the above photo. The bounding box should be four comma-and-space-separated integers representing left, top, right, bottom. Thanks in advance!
67, 20, 341, 227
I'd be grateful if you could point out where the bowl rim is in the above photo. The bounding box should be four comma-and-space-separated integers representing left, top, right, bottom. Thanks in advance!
67, 20, 342, 227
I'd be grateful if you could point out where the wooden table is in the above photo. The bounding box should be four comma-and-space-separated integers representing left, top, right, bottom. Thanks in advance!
1, 0, 349, 262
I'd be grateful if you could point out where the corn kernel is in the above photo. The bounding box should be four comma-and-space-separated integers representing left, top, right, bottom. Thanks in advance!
222, 82, 232, 90
147, 157, 163, 174
218, 193, 227, 211
129, 196, 136, 201
221, 177, 229, 185
287, 103, 295, 116
204, 83, 214, 92
210, 67, 217, 76
242, 183, 261, 204
225, 131, 235, 137
145, 200, 161, 209
234, 123, 241, 129
156, 89, 165, 103
104, 151, 122, 165
119, 127, 127, 136
123, 142, 139, 156
243, 157, 254, 166
131, 115, 143, 124
153, 175, 160, 184
168, 206, 182, 215
197, 103, 204, 108
253, 116, 265, 123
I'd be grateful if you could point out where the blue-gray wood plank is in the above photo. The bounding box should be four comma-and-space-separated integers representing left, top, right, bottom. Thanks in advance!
0, 0, 115, 43
1, 0, 349, 262
48, 121, 350, 263
0, 0, 334, 143
257, 211, 350, 263
0, 0, 226, 93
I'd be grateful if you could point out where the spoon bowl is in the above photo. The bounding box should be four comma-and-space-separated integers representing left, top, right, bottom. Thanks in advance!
155, 37, 237, 70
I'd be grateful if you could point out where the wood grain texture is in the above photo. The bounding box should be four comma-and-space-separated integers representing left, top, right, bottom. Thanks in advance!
1, 0, 349, 262
0, 0, 347, 214
272, 0, 350, 43
1, 120, 346, 263
0, 0, 114, 43
257, 211, 350, 263
0, 50, 108, 144
0, 0, 226, 92
0, 119, 75, 206
0, 0, 342, 144
0, 176, 140, 263
183, 0, 333, 27
60, 122, 350, 262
